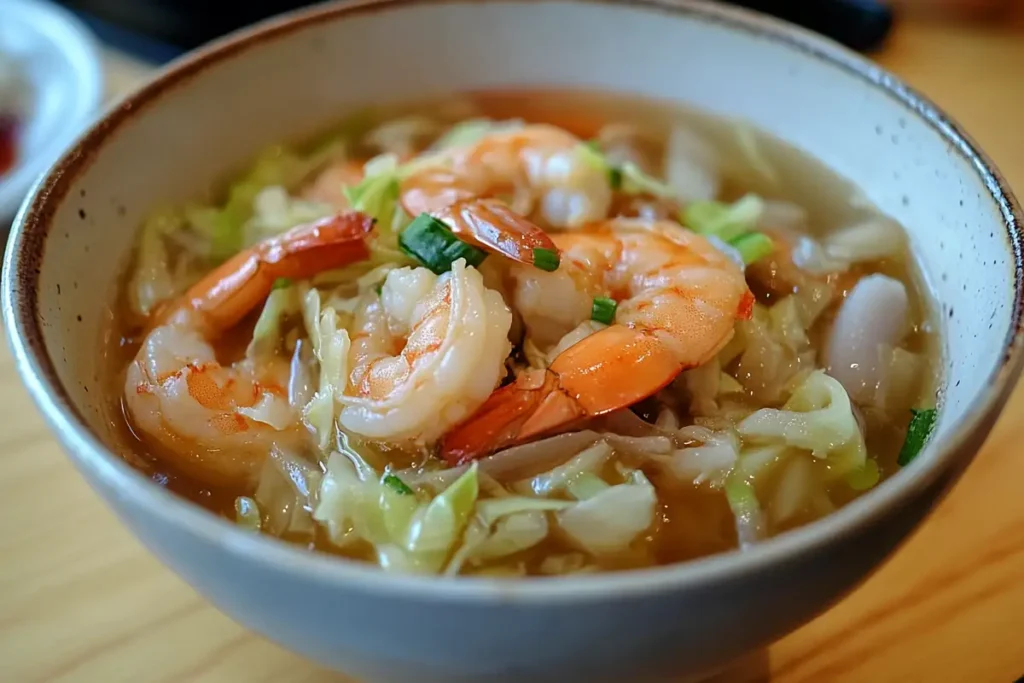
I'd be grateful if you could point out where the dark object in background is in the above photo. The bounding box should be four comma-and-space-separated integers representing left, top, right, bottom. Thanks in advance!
56, 0, 894, 60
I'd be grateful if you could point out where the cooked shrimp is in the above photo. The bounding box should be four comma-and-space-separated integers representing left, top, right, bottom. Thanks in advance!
431, 198, 560, 268
441, 220, 754, 462
302, 160, 365, 211
338, 258, 512, 442
400, 124, 612, 228
125, 213, 376, 486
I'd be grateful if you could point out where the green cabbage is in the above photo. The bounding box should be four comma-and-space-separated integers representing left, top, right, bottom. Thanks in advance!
517, 441, 613, 498
737, 370, 867, 477
300, 288, 352, 451
556, 470, 656, 556
247, 280, 301, 359
578, 141, 675, 197
128, 209, 180, 317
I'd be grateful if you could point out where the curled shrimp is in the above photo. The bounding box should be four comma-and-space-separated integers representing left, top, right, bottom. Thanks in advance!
441, 220, 754, 463
400, 124, 612, 229
124, 213, 376, 486
338, 258, 512, 442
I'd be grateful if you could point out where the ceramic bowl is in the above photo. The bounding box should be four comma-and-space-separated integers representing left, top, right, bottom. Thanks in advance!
4, 1, 1023, 682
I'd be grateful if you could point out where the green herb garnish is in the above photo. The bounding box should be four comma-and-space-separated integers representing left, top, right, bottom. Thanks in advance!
399, 213, 487, 274
591, 296, 618, 325
272, 277, 293, 290
897, 408, 938, 466
608, 166, 623, 190
383, 474, 414, 495
730, 232, 774, 265
533, 247, 561, 272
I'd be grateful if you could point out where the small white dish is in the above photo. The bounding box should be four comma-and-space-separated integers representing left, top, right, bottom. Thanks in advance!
0, 0, 103, 219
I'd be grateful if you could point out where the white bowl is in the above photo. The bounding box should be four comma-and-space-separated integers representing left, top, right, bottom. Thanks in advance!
0, 0, 103, 220
4, 1, 1023, 682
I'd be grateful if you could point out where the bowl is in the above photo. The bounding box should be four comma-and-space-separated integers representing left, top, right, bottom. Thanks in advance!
0, 0, 103, 221
4, 1, 1023, 681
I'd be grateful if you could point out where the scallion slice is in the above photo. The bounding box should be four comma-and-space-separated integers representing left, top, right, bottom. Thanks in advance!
897, 408, 938, 466
383, 473, 414, 495
730, 232, 774, 265
271, 277, 292, 290
533, 247, 561, 272
591, 296, 617, 325
399, 213, 487, 274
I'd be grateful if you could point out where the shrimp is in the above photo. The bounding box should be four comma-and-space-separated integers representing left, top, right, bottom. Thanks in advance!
441, 220, 754, 463
124, 213, 377, 486
338, 258, 512, 442
302, 160, 365, 211
400, 124, 612, 229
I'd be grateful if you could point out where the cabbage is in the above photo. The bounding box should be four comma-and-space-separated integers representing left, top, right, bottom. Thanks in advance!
447, 496, 575, 573
664, 124, 720, 202
666, 427, 740, 488
432, 118, 527, 152
733, 121, 778, 184
823, 218, 907, 264
190, 144, 338, 261
364, 115, 441, 157
724, 475, 765, 548
556, 470, 657, 556
254, 448, 323, 539
401, 464, 480, 573
128, 209, 180, 317
245, 186, 333, 244
517, 441, 613, 497
683, 194, 764, 242
247, 280, 301, 359
577, 142, 675, 197
300, 288, 352, 451
737, 370, 867, 476
234, 496, 261, 531
471, 512, 549, 562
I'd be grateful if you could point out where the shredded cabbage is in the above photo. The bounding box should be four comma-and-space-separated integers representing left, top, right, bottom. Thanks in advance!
189, 143, 341, 260
578, 142, 675, 197
664, 124, 720, 202
247, 280, 301, 359
737, 371, 867, 477
557, 470, 656, 556
128, 209, 180, 317
300, 288, 352, 451
401, 464, 480, 573
683, 194, 764, 242
517, 441, 613, 497
255, 448, 323, 539
245, 186, 333, 244
666, 427, 740, 488
234, 496, 262, 531
724, 475, 765, 548
431, 118, 526, 151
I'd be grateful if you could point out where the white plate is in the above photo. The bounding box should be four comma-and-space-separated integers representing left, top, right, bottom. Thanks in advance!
0, 0, 103, 220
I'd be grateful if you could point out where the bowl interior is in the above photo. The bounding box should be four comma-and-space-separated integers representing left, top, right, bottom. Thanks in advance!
6, 0, 1022, 588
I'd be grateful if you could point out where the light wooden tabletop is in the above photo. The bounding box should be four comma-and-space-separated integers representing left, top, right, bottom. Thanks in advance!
3, 17, 1024, 683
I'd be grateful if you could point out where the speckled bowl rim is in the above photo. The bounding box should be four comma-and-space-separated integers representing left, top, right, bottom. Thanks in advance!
4, 0, 1023, 603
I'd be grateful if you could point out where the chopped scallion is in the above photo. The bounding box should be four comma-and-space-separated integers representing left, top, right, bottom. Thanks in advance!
730, 232, 774, 265
399, 213, 487, 274
591, 296, 617, 325
608, 167, 623, 190
383, 473, 414, 495
533, 247, 561, 272
897, 408, 938, 466
272, 277, 293, 290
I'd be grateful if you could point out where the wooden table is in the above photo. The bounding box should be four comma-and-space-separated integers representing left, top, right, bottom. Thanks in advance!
3, 18, 1024, 683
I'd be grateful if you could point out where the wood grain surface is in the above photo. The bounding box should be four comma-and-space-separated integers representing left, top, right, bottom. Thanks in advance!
3, 17, 1024, 683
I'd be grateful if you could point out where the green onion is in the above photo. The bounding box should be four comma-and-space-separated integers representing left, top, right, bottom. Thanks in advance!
374, 281, 384, 295
533, 247, 560, 272
730, 232, 774, 265
591, 296, 617, 325
608, 167, 623, 190
898, 408, 938, 466
272, 277, 293, 291
383, 473, 414, 496
399, 213, 487, 274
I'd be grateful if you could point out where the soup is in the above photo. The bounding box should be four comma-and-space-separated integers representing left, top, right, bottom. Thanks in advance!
106, 91, 940, 577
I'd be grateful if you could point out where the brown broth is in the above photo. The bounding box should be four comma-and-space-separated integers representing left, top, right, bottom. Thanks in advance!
105, 89, 941, 575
